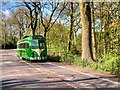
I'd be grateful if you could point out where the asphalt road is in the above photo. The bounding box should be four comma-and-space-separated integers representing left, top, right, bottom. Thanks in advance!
0, 49, 119, 89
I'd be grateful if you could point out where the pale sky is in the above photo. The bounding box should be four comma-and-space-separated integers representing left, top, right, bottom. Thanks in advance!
3, 10, 10, 17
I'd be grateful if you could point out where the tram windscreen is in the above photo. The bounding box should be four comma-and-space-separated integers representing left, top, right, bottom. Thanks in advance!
31, 41, 38, 48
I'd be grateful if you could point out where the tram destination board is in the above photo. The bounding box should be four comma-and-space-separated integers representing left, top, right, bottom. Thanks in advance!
33, 35, 43, 39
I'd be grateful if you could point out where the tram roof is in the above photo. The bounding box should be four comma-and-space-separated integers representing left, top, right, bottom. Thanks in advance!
17, 35, 46, 44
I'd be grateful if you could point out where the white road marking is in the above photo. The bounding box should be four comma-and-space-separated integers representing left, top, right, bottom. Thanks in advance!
2, 73, 40, 78
99, 78, 119, 85
2, 62, 13, 64
36, 68, 41, 71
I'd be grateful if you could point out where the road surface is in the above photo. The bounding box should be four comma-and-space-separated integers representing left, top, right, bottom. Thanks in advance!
0, 49, 119, 89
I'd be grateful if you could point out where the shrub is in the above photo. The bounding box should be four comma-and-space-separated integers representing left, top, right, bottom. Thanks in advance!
60, 50, 119, 75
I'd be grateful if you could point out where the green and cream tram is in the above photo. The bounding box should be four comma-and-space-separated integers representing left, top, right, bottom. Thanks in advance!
16, 35, 47, 61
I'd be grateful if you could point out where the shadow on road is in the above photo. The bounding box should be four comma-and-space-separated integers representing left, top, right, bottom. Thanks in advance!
2, 76, 118, 89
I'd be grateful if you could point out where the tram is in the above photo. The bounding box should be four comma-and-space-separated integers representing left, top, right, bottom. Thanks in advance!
16, 35, 47, 61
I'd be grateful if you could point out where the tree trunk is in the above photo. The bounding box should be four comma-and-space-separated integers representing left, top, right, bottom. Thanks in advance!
30, 29, 35, 36
33, 30, 35, 36
4, 31, 6, 49
24, 2, 38, 36
103, 14, 108, 56
80, 2, 93, 60
44, 29, 47, 38
98, 3, 103, 57
103, 25, 107, 56
72, 30, 76, 47
98, 19, 102, 57
19, 30, 22, 39
91, 2, 97, 58
4, 23, 7, 49
39, 17, 40, 35
68, 2, 74, 51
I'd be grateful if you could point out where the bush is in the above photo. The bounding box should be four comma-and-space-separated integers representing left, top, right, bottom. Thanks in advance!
51, 49, 119, 75
97, 50, 120, 75
60, 50, 119, 75
61, 52, 75, 64
47, 55, 61, 62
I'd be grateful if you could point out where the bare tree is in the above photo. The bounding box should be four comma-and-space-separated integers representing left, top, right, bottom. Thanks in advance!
24, 2, 38, 36
38, 2, 66, 37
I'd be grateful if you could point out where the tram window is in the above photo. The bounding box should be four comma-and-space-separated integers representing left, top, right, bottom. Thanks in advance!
22, 43, 25, 48
39, 42, 45, 49
17, 43, 29, 49
31, 41, 38, 49
31, 41, 38, 46
25, 43, 29, 48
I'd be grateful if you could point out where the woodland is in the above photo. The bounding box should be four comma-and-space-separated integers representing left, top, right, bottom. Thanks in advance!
1, 1, 120, 75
